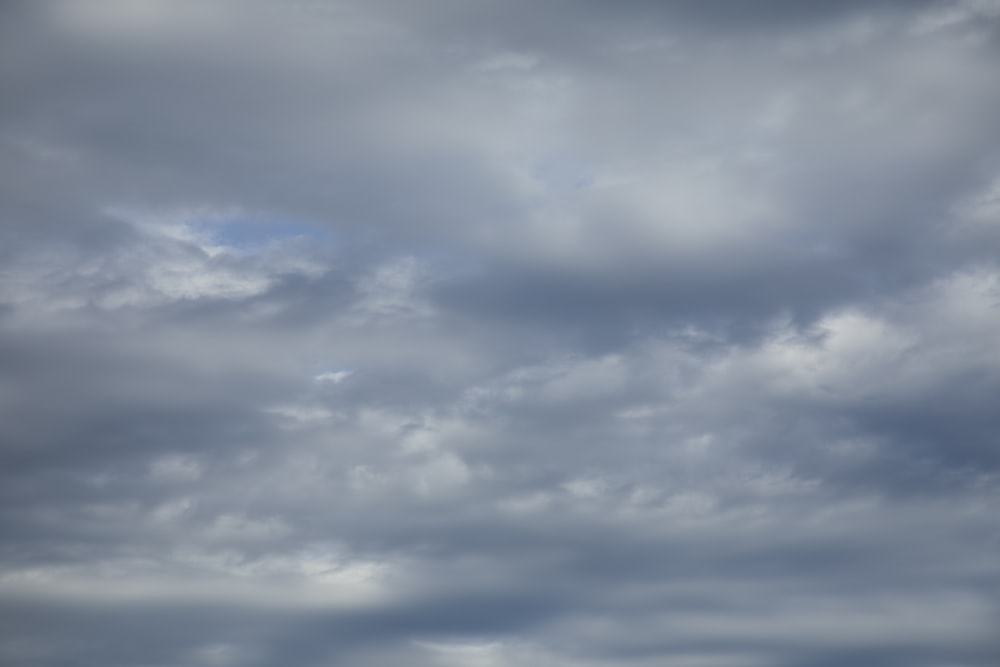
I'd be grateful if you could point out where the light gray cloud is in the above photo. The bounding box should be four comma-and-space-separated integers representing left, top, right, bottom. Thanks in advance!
3, 1, 1000, 665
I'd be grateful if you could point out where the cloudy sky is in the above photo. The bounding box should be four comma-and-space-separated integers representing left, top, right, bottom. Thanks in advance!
3, 1, 1000, 665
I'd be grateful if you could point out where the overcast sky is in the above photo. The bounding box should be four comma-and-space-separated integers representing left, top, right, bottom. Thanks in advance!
3, 1, 1000, 666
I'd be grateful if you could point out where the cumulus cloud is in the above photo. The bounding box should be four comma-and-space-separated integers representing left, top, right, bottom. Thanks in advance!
2, 1, 1000, 665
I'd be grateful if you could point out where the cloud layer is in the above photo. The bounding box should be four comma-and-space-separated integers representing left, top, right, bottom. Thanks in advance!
2, 1, 1000, 665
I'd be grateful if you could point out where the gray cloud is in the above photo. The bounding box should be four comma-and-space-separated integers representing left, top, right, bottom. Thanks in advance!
3, 1, 1000, 665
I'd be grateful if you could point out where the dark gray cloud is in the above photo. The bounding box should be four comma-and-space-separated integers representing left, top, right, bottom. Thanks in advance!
3, 1, 1000, 665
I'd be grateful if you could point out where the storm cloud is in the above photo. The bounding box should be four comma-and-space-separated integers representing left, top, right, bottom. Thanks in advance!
2, 1, 1000, 666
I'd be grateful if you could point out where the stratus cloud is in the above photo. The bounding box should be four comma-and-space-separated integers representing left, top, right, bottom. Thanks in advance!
2, 1, 1000, 666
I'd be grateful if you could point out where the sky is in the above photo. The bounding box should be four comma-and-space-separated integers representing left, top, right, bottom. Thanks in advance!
2, 1, 1000, 665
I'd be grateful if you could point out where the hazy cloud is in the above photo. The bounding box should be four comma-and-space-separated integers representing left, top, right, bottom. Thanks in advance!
3, 1, 1000, 665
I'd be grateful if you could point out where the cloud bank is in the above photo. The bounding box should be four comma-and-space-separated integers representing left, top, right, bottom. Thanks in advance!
2, 1, 1000, 665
